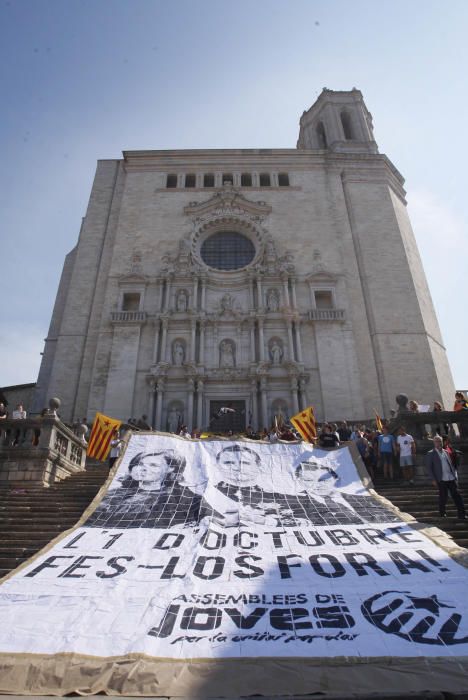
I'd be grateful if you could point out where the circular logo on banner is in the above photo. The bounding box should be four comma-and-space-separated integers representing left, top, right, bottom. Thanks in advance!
361, 591, 468, 645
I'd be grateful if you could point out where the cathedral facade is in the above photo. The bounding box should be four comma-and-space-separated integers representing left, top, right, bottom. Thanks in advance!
33, 89, 455, 430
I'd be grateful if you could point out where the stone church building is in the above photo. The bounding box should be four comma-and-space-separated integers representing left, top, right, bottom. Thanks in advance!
33, 89, 454, 431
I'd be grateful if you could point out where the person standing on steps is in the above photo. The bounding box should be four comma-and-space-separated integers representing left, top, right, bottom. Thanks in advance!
396, 425, 416, 486
425, 435, 466, 520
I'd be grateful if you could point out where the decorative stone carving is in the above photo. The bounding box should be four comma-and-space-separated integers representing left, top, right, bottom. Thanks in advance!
176, 289, 188, 312
167, 405, 182, 433
172, 340, 185, 366
266, 288, 280, 312
269, 338, 283, 365
219, 339, 235, 368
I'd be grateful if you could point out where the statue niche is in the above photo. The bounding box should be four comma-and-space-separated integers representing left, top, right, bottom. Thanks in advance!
176, 289, 188, 312
167, 402, 183, 433
172, 339, 186, 366
268, 338, 283, 365
219, 339, 236, 368
266, 288, 280, 312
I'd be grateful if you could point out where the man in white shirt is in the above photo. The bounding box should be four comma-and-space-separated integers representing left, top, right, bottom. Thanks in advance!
396, 425, 416, 486
12, 404, 27, 420
425, 435, 466, 519
12, 403, 27, 445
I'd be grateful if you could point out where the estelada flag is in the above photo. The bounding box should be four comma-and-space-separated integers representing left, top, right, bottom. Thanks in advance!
290, 406, 317, 443
374, 409, 383, 432
87, 412, 122, 461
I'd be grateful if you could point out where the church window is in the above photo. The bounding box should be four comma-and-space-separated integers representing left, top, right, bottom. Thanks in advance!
278, 173, 289, 186
316, 121, 327, 148
185, 174, 196, 188
166, 174, 177, 188
340, 110, 354, 140
200, 231, 255, 271
241, 173, 252, 186
259, 173, 271, 187
223, 173, 234, 185
314, 291, 333, 309
204, 173, 215, 187
122, 292, 141, 311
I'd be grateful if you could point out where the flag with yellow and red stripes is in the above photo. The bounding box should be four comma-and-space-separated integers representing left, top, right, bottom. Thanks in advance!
374, 409, 383, 432
87, 412, 122, 461
290, 406, 317, 443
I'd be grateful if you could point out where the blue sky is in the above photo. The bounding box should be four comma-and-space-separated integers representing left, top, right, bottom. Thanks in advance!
1, 0, 467, 396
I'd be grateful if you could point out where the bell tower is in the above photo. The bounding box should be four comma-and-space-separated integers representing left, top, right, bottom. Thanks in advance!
297, 88, 378, 154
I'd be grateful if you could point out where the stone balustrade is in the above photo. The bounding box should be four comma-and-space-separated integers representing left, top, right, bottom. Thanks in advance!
308, 308, 345, 321
110, 311, 147, 323
0, 415, 87, 487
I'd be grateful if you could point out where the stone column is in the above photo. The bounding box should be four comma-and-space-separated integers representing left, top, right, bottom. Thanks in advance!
291, 277, 298, 310
250, 322, 256, 362
256, 275, 264, 310
249, 275, 255, 310
260, 377, 268, 429
196, 379, 204, 429
251, 379, 258, 429
294, 320, 303, 363
147, 379, 156, 425
155, 379, 165, 430
165, 275, 173, 312
258, 318, 265, 361
282, 274, 290, 308
287, 321, 295, 360
290, 377, 299, 415
201, 276, 207, 310
199, 321, 205, 365
299, 377, 309, 409
160, 319, 168, 362
193, 277, 199, 311
190, 321, 197, 362
187, 378, 194, 430
152, 321, 160, 364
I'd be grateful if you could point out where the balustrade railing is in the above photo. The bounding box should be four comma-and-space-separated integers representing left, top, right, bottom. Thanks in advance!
110, 311, 147, 323
308, 308, 345, 321
0, 415, 87, 486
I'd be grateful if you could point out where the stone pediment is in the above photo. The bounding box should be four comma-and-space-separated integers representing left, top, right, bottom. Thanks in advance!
305, 270, 339, 283
184, 184, 271, 222
117, 273, 149, 285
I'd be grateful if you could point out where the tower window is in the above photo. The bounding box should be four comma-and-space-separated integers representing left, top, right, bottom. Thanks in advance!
166, 174, 177, 188
204, 173, 215, 187
241, 173, 252, 186
278, 173, 289, 187
223, 173, 233, 185
122, 292, 141, 311
340, 111, 354, 140
259, 173, 271, 187
185, 174, 196, 188
314, 291, 333, 309
316, 121, 327, 148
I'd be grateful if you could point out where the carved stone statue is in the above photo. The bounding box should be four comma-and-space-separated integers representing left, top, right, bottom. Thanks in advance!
172, 340, 185, 366
220, 340, 235, 368
220, 293, 233, 312
269, 339, 283, 364
167, 407, 181, 433
176, 289, 188, 312
266, 288, 280, 312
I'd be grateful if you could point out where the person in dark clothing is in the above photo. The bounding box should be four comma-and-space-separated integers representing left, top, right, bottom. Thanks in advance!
318, 424, 340, 449
425, 435, 466, 519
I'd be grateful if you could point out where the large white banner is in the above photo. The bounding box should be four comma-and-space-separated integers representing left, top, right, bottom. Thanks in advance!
1, 434, 468, 677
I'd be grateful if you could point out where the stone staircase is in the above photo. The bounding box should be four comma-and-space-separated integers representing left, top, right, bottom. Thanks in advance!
373, 477, 468, 548
0, 462, 109, 579
1, 464, 468, 581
